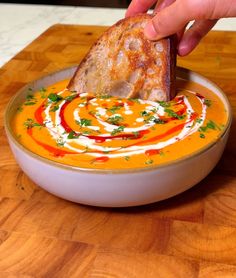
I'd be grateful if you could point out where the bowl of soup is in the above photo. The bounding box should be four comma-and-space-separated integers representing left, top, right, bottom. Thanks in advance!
4, 67, 231, 207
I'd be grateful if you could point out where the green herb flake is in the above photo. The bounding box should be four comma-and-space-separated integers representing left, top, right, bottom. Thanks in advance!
204, 99, 212, 107
107, 115, 123, 125
128, 98, 140, 104
196, 118, 203, 124
40, 87, 47, 92
17, 106, 23, 113
65, 94, 77, 102
111, 126, 125, 136
50, 105, 59, 112
23, 118, 41, 129
24, 101, 37, 106
99, 94, 111, 99
206, 120, 217, 130
164, 108, 185, 120
76, 118, 92, 127
48, 93, 63, 102
198, 126, 207, 132
145, 159, 154, 165
151, 108, 158, 113
26, 94, 35, 101
107, 106, 121, 114
140, 111, 149, 117
124, 156, 130, 161
154, 118, 165, 124
158, 101, 170, 108
67, 131, 79, 139
39, 87, 47, 99
199, 120, 219, 133
200, 133, 205, 139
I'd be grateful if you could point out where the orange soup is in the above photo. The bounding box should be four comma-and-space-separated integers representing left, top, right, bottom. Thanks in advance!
12, 79, 228, 169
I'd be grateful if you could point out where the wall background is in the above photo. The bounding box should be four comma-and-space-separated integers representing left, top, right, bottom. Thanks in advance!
0, 0, 131, 7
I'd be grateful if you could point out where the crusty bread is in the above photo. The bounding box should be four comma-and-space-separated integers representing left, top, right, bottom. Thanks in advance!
68, 14, 176, 101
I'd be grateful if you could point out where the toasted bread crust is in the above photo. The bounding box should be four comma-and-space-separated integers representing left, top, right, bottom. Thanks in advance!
68, 14, 176, 101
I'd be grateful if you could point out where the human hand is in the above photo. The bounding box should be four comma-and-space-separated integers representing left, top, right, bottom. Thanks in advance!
126, 0, 236, 56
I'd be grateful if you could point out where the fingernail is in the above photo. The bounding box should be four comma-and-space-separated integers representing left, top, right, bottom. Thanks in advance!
178, 41, 190, 56
144, 22, 159, 40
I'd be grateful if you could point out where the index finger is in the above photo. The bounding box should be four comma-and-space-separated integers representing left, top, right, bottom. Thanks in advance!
126, 0, 157, 17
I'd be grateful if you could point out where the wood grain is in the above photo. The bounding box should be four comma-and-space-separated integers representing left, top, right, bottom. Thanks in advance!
0, 24, 236, 277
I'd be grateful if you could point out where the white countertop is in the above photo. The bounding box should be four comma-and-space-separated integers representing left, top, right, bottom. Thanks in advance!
1, 3, 236, 68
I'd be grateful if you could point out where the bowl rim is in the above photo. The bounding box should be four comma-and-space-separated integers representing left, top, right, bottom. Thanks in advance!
4, 66, 232, 175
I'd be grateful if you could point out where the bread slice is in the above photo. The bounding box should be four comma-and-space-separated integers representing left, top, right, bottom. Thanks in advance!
68, 14, 176, 101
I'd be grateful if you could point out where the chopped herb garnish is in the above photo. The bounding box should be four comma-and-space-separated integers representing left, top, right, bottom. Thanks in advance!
23, 118, 41, 128
76, 118, 92, 127
198, 126, 207, 132
206, 120, 217, 130
26, 94, 35, 101
48, 93, 63, 102
99, 94, 111, 99
196, 118, 203, 124
145, 159, 154, 165
67, 131, 79, 139
158, 101, 170, 107
107, 106, 121, 114
24, 94, 37, 106
151, 108, 158, 113
111, 126, 125, 135
50, 105, 59, 112
144, 115, 155, 123
128, 98, 140, 104
40, 87, 47, 93
198, 120, 219, 133
204, 99, 212, 107
164, 108, 185, 120
107, 115, 123, 125
65, 94, 77, 102
140, 111, 149, 117
17, 106, 23, 113
24, 101, 37, 106
153, 118, 165, 124
200, 133, 205, 138
124, 156, 130, 161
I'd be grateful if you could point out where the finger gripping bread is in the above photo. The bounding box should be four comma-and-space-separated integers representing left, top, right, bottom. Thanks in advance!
68, 14, 176, 101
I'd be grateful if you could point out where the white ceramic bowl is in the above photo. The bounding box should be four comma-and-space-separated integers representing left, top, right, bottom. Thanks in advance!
4, 67, 232, 207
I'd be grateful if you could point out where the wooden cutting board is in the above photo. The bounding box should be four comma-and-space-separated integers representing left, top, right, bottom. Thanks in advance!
0, 24, 236, 277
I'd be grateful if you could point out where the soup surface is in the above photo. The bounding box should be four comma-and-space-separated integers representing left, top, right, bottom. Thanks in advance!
12, 79, 228, 169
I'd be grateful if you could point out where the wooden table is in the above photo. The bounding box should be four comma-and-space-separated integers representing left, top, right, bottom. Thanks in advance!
0, 24, 236, 277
